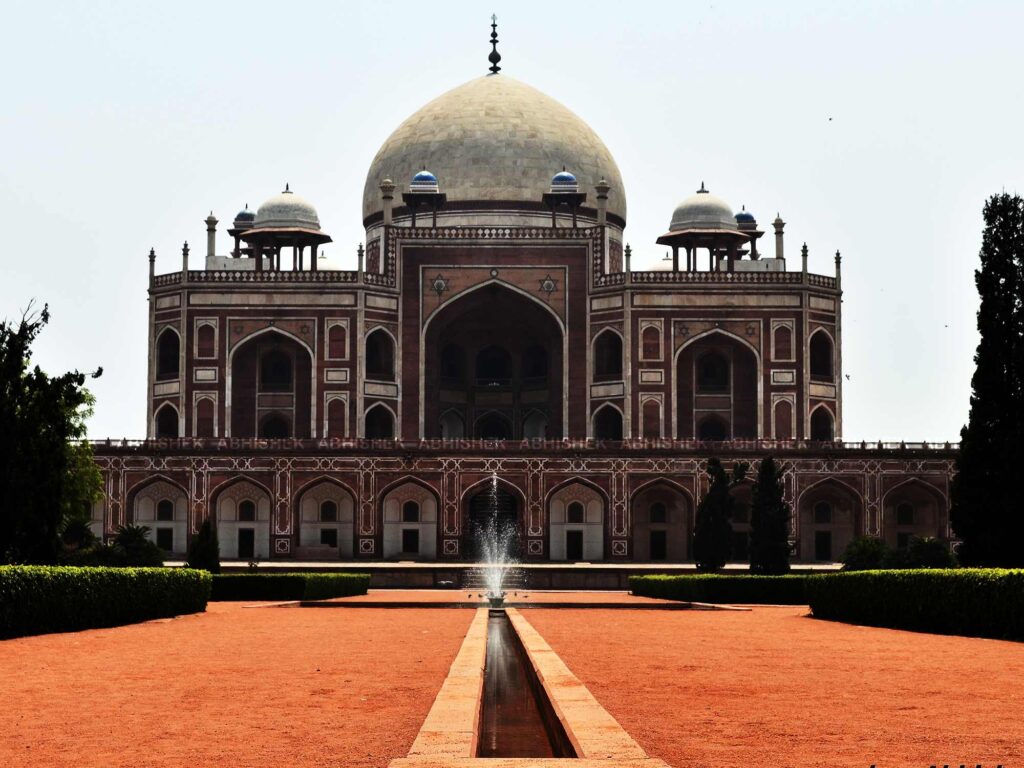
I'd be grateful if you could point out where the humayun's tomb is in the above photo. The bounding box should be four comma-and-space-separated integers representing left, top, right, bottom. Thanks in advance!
88, 31, 955, 566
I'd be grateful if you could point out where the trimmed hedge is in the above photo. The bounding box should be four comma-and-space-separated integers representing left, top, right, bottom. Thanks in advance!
808, 568, 1024, 640
0, 566, 211, 639
210, 573, 370, 601
629, 574, 808, 604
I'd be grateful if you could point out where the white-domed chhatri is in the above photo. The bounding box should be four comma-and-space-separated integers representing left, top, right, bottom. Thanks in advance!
362, 74, 626, 225
254, 185, 321, 231
668, 183, 737, 233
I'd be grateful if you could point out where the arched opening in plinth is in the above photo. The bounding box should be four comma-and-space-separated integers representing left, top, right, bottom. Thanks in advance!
463, 479, 523, 561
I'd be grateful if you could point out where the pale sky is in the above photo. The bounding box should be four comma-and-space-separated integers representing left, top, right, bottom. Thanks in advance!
2, 0, 1021, 441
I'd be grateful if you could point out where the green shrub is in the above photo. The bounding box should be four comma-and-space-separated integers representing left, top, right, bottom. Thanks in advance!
841, 536, 889, 571
843, 535, 957, 571
0, 565, 211, 639
807, 569, 1024, 640
210, 573, 370, 601
885, 537, 958, 569
629, 574, 808, 604
187, 519, 220, 573
112, 525, 165, 567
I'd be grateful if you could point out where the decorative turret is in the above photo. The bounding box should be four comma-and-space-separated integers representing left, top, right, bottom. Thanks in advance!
773, 214, 785, 261
205, 212, 218, 258
402, 169, 447, 226
595, 178, 610, 225
734, 205, 763, 259
657, 183, 750, 272
542, 167, 587, 227
238, 185, 332, 272
380, 179, 396, 225
228, 205, 255, 259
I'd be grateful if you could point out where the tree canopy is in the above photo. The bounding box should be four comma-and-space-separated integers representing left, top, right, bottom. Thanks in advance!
950, 194, 1024, 566
0, 304, 102, 563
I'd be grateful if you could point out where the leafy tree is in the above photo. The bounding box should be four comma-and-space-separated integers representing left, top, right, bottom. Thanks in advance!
693, 458, 748, 572
749, 456, 791, 574
841, 536, 889, 571
0, 304, 102, 563
187, 518, 221, 573
951, 193, 1024, 566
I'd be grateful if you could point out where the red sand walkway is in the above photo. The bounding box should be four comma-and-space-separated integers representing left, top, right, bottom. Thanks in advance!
527, 606, 1024, 767
3, 598, 1023, 767
0, 603, 472, 768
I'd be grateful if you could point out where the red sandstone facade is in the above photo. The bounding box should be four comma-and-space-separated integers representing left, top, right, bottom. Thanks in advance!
90, 65, 955, 563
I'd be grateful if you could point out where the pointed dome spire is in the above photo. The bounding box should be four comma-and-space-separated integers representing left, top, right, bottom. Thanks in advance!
488, 14, 501, 74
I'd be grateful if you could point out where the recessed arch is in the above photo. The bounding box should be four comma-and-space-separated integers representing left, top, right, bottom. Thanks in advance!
196, 322, 216, 359
125, 473, 191, 502
592, 327, 624, 381
208, 474, 275, 507
474, 410, 513, 440
674, 328, 762, 441
423, 280, 566, 440
543, 476, 611, 509
879, 476, 949, 546
629, 477, 695, 506
381, 479, 440, 559
810, 404, 835, 441
154, 403, 179, 439
212, 477, 272, 560
293, 474, 358, 502
809, 328, 835, 381
423, 278, 567, 337
675, 326, 761, 361
796, 476, 864, 562
195, 396, 216, 438
439, 408, 465, 439
631, 479, 692, 561
592, 402, 624, 440
365, 326, 397, 381
156, 326, 181, 380
296, 477, 355, 558
364, 402, 397, 439
227, 327, 314, 439
230, 325, 315, 359
880, 476, 948, 510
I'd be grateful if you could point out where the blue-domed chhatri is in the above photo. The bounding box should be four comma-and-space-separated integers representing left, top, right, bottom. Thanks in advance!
735, 205, 756, 225
410, 169, 440, 193
550, 169, 579, 193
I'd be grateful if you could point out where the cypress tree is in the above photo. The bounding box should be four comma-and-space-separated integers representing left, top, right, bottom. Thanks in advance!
693, 458, 747, 572
950, 193, 1024, 566
186, 518, 221, 573
749, 456, 792, 574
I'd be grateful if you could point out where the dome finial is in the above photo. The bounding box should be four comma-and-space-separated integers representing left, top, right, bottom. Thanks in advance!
488, 14, 501, 74
285, 183, 290, 193
698, 181, 707, 194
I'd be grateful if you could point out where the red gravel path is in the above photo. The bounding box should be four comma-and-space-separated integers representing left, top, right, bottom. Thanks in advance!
0, 603, 472, 768
527, 606, 1024, 768
327, 589, 677, 605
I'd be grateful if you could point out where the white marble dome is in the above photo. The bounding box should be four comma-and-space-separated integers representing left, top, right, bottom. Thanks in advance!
362, 74, 626, 224
668, 184, 737, 232
254, 186, 321, 229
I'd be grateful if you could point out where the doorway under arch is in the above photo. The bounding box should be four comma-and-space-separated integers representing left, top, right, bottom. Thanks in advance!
463, 480, 521, 561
